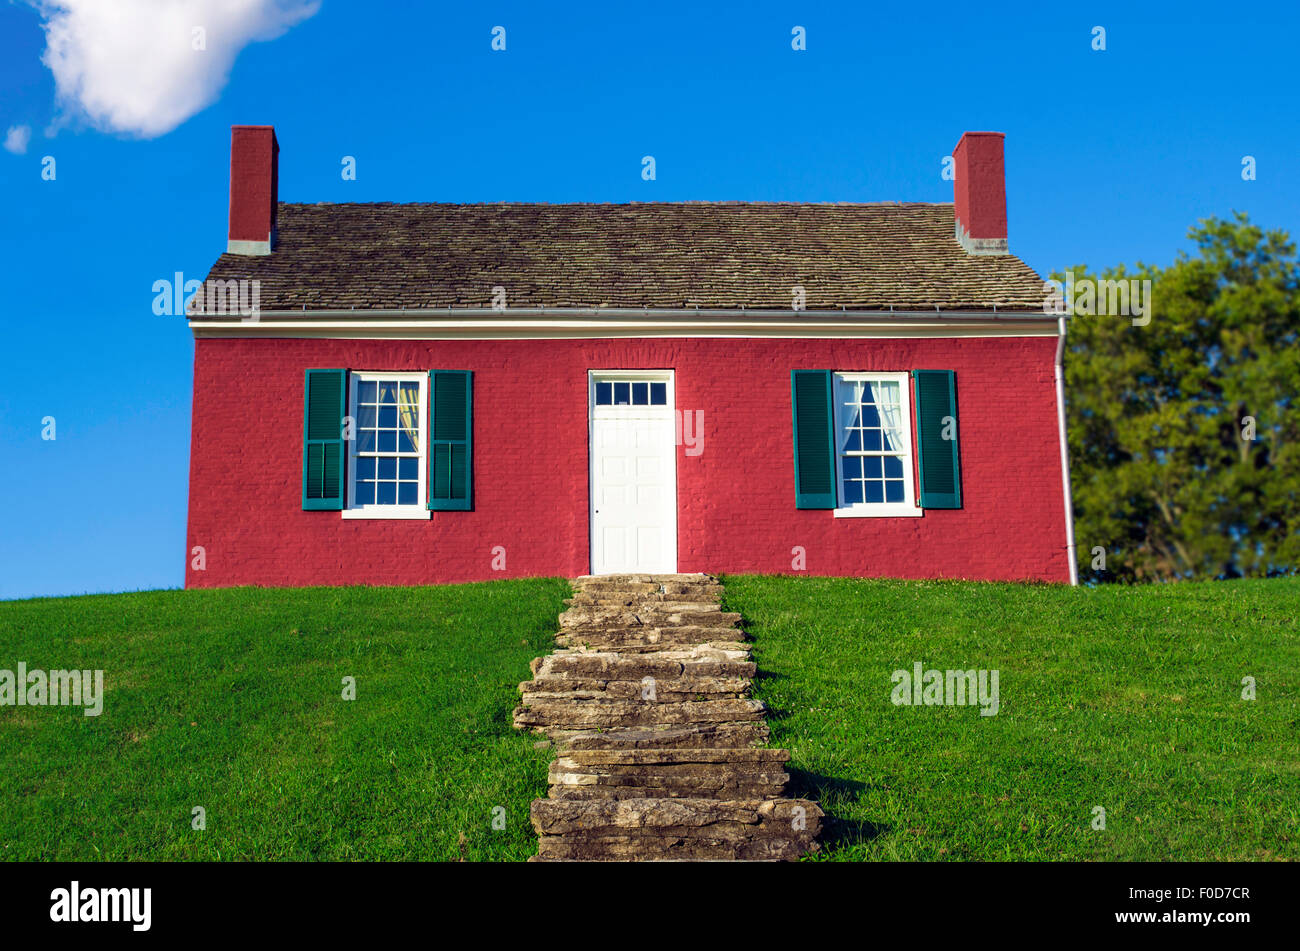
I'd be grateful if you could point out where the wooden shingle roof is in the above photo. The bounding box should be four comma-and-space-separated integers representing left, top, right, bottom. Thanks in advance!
191, 201, 1048, 316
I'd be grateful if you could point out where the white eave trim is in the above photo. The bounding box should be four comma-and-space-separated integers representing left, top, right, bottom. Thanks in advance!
188, 307, 1058, 339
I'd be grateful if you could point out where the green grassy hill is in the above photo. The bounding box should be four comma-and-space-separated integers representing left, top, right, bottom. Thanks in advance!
2, 576, 1295, 861
0, 582, 567, 861
725, 576, 1299, 861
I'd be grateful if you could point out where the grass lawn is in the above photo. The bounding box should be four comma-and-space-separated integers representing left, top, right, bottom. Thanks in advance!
3, 576, 1296, 861
723, 575, 1300, 861
0, 581, 568, 861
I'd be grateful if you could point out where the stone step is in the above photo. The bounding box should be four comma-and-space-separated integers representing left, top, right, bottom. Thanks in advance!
556, 722, 771, 751
559, 607, 740, 630
565, 591, 721, 607
533, 649, 756, 682
513, 697, 767, 732
530, 798, 822, 861
531, 835, 812, 861
565, 598, 725, 612
531, 650, 754, 678
569, 581, 662, 596
557, 747, 791, 766
549, 755, 789, 799
567, 588, 718, 598
550, 777, 788, 801
556, 626, 745, 650
520, 675, 752, 701
555, 640, 750, 656
573, 574, 718, 586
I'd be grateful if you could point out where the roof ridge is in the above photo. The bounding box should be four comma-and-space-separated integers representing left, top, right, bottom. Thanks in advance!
276, 200, 957, 209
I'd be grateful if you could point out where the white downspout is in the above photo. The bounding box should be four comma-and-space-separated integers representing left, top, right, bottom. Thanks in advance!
1055, 316, 1079, 585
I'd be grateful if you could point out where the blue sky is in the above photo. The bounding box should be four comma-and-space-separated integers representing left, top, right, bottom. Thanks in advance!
1, 0, 1296, 600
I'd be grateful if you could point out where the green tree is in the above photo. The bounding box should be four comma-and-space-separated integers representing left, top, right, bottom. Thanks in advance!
1062, 212, 1300, 582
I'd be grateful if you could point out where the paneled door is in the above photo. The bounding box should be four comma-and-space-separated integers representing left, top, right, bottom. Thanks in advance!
588, 372, 677, 574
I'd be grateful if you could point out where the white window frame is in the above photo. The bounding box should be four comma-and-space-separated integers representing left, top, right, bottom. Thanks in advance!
832, 371, 923, 518
342, 371, 431, 520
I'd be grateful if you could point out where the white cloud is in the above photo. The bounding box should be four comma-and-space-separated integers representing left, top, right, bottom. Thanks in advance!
4, 125, 33, 154
34, 0, 319, 138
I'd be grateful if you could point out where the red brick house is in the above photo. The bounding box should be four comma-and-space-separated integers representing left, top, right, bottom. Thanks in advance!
184, 125, 1077, 588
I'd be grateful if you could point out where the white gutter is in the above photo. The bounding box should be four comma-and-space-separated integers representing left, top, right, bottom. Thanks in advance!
1055, 315, 1079, 585
188, 306, 1060, 340
192, 305, 1052, 321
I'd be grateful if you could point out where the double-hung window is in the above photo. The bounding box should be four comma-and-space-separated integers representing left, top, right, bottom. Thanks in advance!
344, 371, 429, 518
833, 372, 920, 517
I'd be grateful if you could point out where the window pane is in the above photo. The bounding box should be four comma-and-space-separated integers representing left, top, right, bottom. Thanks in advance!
843, 480, 863, 504
357, 431, 376, 452
650, 382, 666, 405
399, 383, 419, 404
378, 382, 397, 405
863, 456, 883, 479
632, 382, 648, 405
399, 458, 418, 480
358, 405, 377, 428
614, 382, 630, 405
885, 480, 905, 503
398, 482, 417, 505
862, 429, 882, 452
378, 406, 397, 428
865, 481, 885, 503
398, 430, 416, 453
356, 457, 376, 480
355, 481, 375, 504
841, 456, 862, 479
377, 457, 397, 480
840, 406, 861, 451
377, 481, 397, 505
378, 431, 397, 453
596, 382, 612, 405
357, 381, 377, 403
883, 456, 904, 479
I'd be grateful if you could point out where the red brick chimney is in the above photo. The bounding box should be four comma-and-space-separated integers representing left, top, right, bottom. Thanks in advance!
952, 131, 1007, 255
227, 125, 278, 256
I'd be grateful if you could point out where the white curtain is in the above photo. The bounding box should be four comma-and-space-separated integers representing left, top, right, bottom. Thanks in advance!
839, 379, 865, 450
868, 381, 905, 452
398, 385, 419, 451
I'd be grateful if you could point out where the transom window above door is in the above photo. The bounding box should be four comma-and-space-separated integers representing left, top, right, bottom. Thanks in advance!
594, 380, 668, 407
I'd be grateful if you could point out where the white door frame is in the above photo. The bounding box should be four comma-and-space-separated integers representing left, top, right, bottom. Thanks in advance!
588, 370, 678, 575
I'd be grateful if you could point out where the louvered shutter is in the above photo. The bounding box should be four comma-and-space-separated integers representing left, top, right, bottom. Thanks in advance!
303, 369, 347, 510
428, 370, 472, 511
912, 369, 962, 509
791, 370, 837, 509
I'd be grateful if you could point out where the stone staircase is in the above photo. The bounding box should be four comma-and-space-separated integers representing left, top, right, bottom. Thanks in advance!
513, 574, 822, 861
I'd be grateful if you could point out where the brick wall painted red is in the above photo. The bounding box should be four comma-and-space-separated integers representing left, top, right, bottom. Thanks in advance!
184, 336, 1071, 588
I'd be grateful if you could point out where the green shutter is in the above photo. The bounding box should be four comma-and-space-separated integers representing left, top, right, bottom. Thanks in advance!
302, 368, 347, 510
791, 370, 837, 509
428, 370, 472, 511
912, 369, 962, 509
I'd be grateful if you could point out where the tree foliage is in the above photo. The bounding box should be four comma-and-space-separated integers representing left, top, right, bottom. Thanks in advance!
1063, 213, 1300, 582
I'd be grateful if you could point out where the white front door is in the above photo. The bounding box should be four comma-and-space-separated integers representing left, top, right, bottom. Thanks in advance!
589, 372, 677, 575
